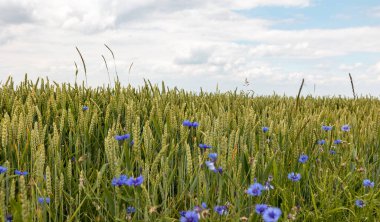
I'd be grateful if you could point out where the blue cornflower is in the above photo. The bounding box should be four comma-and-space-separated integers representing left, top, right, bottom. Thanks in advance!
247, 182, 264, 196
191, 122, 199, 128
317, 139, 326, 145
334, 139, 342, 144
0, 166, 7, 174
126, 175, 144, 187
214, 205, 227, 215
205, 161, 216, 171
121, 134, 130, 140
180, 210, 199, 222
82, 106, 89, 111
205, 160, 222, 173
14, 170, 28, 176
264, 181, 274, 190
355, 199, 365, 208
363, 179, 374, 188
288, 172, 301, 182
111, 178, 118, 186
111, 174, 129, 186
262, 127, 269, 133
182, 120, 192, 127
298, 154, 308, 163
341, 124, 350, 132
208, 153, 218, 162
6, 214, 12, 222
115, 134, 130, 141
329, 150, 336, 155
130, 140, 134, 146
193, 206, 202, 213
182, 120, 199, 128
213, 167, 223, 174
118, 175, 129, 185
199, 144, 212, 149
193, 203, 207, 214
38, 197, 50, 204
322, 125, 333, 131
262, 207, 282, 222
38, 197, 44, 204
255, 204, 268, 214
127, 206, 136, 214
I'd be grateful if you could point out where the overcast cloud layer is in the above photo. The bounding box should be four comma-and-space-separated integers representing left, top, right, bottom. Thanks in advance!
1, 0, 380, 96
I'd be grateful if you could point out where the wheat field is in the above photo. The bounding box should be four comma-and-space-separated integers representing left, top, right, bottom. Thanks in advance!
0, 76, 379, 221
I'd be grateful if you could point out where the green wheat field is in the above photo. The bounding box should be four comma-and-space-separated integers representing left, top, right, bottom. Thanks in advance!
0, 76, 379, 221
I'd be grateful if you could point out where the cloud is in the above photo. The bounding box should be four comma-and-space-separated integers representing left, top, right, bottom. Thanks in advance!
368, 6, 380, 17
174, 47, 215, 65
0, 1, 34, 25
249, 42, 315, 58
339, 63, 363, 71
241, 27, 380, 59
225, 0, 311, 9
1, 0, 380, 96
0, 24, 35, 45
31, 0, 117, 33
0, 0, 311, 32
372, 61, 380, 76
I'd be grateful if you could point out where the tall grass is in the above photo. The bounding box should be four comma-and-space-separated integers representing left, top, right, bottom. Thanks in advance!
0, 75, 379, 221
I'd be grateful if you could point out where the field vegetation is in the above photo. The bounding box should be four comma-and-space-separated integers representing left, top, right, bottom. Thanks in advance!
0, 76, 379, 221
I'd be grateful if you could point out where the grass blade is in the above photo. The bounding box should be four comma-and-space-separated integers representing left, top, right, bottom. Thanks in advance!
75, 46, 87, 87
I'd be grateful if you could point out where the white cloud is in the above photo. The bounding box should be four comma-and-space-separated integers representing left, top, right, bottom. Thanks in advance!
249, 42, 314, 58
372, 61, 380, 77
246, 27, 380, 59
368, 6, 380, 17
175, 47, 214, 65
0, 1, 34, 25
1, 0, 310, 32
339, 63, 363, 71
225, 0, 311, 9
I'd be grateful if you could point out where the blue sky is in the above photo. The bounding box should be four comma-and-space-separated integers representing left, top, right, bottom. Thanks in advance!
236, 0, 380, 30
1, 0, 380, 96
232, 0, 380, 95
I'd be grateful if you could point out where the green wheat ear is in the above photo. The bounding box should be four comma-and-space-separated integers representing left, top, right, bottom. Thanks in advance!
132, 116, 141, 166
35, 144, 45, 184
19, 176, 29, 221
9, 179, 15, 202
45, 166, 52, 197
1, 113, 10, 155
0, 175, 5, 219
67, 156, 72, 187
185, 142, 193, 180
58, 173, 64, 208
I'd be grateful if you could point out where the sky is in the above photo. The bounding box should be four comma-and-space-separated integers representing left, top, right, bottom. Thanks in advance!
1, 0, 380, 97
